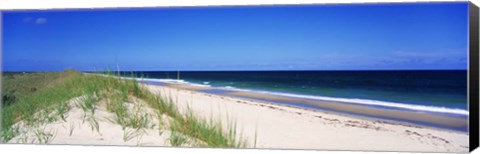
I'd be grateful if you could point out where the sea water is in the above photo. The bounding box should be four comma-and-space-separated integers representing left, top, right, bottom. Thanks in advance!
116, 70, 468, 117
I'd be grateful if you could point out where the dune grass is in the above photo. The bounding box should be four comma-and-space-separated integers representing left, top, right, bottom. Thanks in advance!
168, 107, 246, 148
2, 71, 75, 106
1, 70, 250, 147
1, 70, 81, 141
169, 129, 188, 146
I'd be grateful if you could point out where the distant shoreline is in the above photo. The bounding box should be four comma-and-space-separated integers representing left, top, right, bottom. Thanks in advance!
143, 82, 469, 151
142, 79, 468, 132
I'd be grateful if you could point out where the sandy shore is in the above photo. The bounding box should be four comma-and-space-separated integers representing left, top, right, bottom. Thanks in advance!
145, 84, 469, 152
7, 82, 469, 152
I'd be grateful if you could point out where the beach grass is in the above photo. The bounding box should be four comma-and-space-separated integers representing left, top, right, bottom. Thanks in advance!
1, 70, 249, 147
169, 129, 188, 146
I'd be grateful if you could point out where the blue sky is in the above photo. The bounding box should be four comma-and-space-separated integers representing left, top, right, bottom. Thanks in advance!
2, 2, 469, 71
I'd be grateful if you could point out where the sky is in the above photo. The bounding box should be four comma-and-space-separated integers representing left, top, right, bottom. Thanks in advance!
2, 2, 469, 71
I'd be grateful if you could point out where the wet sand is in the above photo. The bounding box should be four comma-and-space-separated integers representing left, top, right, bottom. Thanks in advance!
227, 91, 467, 128
162, 83, 467, 130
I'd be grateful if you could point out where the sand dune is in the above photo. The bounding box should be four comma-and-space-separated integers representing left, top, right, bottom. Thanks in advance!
7, 83, 469, 152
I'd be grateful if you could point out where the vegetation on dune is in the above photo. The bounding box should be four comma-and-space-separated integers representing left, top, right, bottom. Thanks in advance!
1, 70, 251, 147
2, 70, 77, 106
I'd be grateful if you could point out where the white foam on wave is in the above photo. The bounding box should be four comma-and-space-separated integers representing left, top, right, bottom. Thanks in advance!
141, 78, 187, 83
187, 83, 212, 87
85, 73, 211, 87
220, 86, 469, 116
138, 78, 212, 87
224, 86, 235, 89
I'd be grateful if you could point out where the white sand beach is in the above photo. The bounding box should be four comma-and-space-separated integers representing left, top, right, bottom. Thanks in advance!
8, 83, 469, 152
145, 84, 469, 152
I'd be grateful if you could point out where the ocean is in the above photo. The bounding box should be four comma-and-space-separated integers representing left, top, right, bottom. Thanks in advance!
116, 70, 468, 117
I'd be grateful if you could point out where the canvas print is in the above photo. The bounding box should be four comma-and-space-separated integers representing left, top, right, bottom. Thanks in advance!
0, 2, 471, 152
